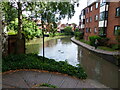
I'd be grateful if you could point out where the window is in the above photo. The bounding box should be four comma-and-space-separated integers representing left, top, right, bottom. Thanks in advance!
90, 6, 93, 11
86, 8, 89, 13
90, 17, 92, 22
95, 2, 98, 9
89, 28, 91, 33
99, 11, 108, 21
114, 26, 120, 35
86, 18, 89, 23
100, 0, 106, 6
99, 27, 106, 36
83, 19, 85, 24
116, 7, 120, 17
86, 28, 89, 33
94, 27, 97, 33
95, 15, 98, 21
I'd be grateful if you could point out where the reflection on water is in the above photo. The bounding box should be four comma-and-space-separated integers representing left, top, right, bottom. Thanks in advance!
78, 46, 118, 88
38, 37, 79, 66
26, 37, 118, 88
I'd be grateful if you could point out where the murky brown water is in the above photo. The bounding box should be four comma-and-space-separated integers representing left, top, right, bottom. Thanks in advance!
26, 37, 119, 88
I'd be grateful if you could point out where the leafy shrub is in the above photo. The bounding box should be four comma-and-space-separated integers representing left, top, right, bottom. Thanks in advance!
7, 30, 17, 35
64, 26, 74, 35
110, 44, 120, 50
7, 18, 42, 40
74, 32, 84, 40
98, 37, 109, 46
89, 36, 101, 46
2, 53, 87, 79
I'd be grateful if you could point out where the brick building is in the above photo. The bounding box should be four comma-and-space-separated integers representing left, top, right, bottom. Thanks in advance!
79, 0, 120, 44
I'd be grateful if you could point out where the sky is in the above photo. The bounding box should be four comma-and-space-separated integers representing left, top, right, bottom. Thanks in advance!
61, 0, 87, 25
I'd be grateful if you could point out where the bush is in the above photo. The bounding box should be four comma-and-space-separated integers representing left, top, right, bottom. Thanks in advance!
98, 37, 109, 46
64, 26, 74, 35
110, 44, 120, 50
7, 30, 17, 35
89, 36, 101, 46
74, 32, 84, 40
7, 18, 42, 40
2, 53, 87, 79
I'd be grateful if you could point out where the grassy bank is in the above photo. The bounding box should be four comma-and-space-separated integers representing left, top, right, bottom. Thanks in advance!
26, 36, 68, 45
77, 38, 118, 52
26, 36, 69, 53
2, 53, 87, 79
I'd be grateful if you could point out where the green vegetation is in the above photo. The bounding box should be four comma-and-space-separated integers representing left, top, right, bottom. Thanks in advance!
37, 83, 57, 88
63, 26, 74, 35
109, 44, 120, 50
2, 53, 87, 79
74, 32, 84, 40
54, 33, 66, 36
89, 36, 101, 46
7, 18, 42, 40
75, 35, 118, 51
7, 30, 17, 35
80, 39, 90, 45
98, 46, 116, 51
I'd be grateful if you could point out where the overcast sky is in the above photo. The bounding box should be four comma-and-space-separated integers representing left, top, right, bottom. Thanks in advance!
61, 0, 87, 25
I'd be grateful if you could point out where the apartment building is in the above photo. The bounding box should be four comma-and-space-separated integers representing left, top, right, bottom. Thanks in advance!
79, 0, 120, 44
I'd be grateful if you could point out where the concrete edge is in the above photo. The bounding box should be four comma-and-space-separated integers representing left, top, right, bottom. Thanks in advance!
71, 37, 120, 56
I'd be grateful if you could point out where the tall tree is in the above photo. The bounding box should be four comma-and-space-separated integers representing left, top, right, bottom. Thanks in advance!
2, 0, 79, 54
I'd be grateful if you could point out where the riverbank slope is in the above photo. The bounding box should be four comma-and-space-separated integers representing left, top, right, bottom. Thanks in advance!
71, 37, 120, 65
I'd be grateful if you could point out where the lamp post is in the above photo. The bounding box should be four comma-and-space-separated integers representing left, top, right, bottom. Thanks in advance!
41, 20, 45, 62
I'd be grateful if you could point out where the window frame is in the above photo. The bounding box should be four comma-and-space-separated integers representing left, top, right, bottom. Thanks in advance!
86, 18, 89, 23
89, 17, 92, 22
95, 15, 98, 21
95, 2, 99, 9
99, 11, 108, 21
114, 26, 120, 35
94, 27, 97, 34
116, 7, 120, 17
89, 28, 91, 33
86, 28, 89, 33
90, 6, 93, 12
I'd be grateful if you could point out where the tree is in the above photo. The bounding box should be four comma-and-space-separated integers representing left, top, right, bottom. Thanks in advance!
2, 0, 79, 55
2, 2, 18, 25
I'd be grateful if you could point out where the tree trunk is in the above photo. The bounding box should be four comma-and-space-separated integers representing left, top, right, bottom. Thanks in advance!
17, 1, 22, 39
15, 1, 23, 54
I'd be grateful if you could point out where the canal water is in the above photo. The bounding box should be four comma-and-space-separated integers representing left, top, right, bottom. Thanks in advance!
26, 37, 119, 88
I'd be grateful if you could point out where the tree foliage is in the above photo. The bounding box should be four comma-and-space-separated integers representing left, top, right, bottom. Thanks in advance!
64, 26, 73, 35
7, 18, 42, 40
1, 1, 78, 39
1, 2, 18, 26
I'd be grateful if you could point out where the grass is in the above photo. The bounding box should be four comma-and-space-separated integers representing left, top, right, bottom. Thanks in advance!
2, 53, 87, 79
97, 46, 118, 51
26, 36, 67, 45
79, 39, 90, 45
37, 83, 57, 88
77, 38, 118, 52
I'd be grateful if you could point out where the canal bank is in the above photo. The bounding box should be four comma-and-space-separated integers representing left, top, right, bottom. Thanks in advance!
71, 37, 120, 66
26, 36, 119, 88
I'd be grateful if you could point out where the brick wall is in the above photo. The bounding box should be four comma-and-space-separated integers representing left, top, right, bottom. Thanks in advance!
107, 2, 120, 44
84, 2, 100, 41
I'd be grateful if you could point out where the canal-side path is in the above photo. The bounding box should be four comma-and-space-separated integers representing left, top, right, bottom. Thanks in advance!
2, 70, 108, 88
71, 37, 120, 55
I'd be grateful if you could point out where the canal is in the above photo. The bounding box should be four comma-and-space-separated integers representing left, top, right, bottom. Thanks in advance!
26, 36, 119, 88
